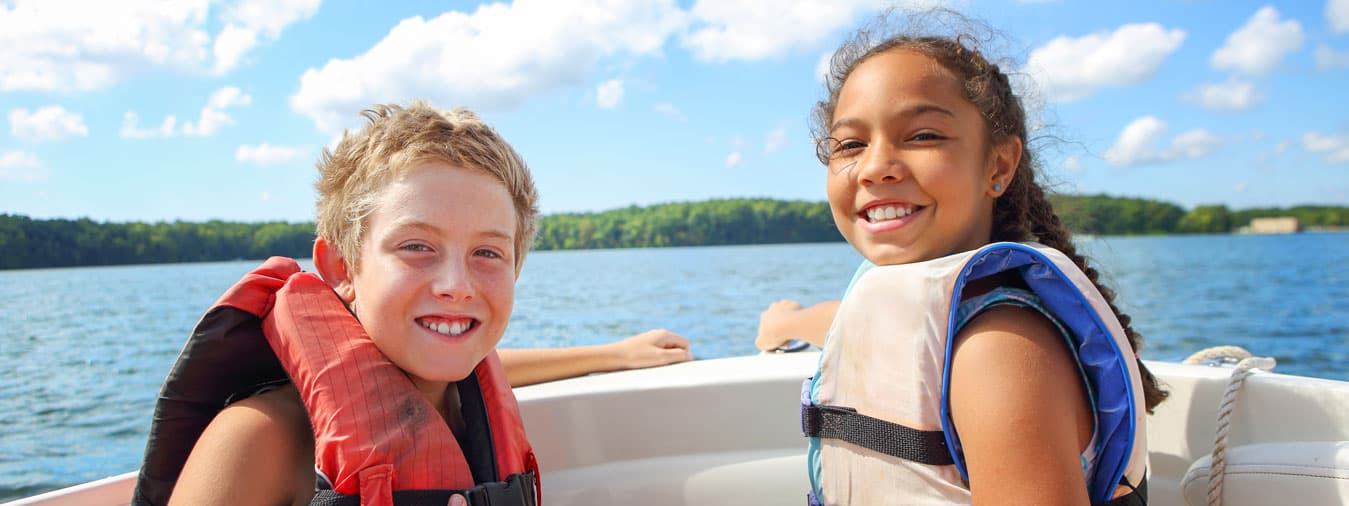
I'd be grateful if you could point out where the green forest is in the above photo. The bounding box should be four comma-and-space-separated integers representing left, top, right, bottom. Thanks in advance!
2, 195, 1345, 270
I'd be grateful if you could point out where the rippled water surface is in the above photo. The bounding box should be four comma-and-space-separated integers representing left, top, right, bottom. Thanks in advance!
2, 234, 1345, 500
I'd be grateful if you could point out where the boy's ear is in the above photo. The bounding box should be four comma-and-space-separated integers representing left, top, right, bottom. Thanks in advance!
988, 136, 1023, 197
313, 237, 356, 303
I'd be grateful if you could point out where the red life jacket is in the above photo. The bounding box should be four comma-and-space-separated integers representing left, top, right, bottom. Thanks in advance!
133, 257, 539, 506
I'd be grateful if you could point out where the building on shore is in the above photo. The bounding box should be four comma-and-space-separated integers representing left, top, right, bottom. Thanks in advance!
1242, 217, 1302, 234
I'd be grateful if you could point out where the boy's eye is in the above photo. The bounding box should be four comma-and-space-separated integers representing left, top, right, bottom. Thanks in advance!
910, 131, 945, 142
474, 248, 503, 259
400, 243, 432, 253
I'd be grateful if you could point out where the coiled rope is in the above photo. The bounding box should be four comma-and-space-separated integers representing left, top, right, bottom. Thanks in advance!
1182, 346, 1276, 506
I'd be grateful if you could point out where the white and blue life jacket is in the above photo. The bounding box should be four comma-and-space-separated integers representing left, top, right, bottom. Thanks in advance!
803, 242, 1148, 505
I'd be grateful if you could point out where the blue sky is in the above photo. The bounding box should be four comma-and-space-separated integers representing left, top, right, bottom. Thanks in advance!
2, 0, 1347, 223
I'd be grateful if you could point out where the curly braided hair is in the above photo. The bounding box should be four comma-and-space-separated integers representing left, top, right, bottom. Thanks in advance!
812, 15, 1167, 412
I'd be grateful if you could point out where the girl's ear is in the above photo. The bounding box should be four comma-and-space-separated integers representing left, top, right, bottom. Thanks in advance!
988, 136, 1023, 197
313, 237, 356, 303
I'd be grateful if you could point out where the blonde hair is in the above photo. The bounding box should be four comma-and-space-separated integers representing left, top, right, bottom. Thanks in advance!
315, 102, 539, 273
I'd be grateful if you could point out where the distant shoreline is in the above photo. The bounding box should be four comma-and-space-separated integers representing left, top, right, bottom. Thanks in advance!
2, 196, 1345, 270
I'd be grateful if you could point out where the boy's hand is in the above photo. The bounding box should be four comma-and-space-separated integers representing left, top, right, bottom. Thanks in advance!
605, 329, 693, 370
449, 494, 467, 506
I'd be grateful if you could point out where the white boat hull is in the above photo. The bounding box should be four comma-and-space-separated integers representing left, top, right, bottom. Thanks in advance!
7, 352, 1348, 506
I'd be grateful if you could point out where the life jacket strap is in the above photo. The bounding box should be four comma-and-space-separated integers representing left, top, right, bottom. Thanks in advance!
802, 404, 954, 466
310, 471, 537, 506
1098, 474, 1147, 506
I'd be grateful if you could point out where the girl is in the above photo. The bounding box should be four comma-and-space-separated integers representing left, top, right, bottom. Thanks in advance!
800, 12, 1166, 506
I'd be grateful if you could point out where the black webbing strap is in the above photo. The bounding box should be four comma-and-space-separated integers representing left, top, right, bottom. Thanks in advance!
310, 471, 536, 506
1099, 474, 1147, 506
802, 404, 954, 466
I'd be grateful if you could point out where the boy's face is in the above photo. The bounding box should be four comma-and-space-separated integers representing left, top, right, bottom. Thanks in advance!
345, 162, 517, 386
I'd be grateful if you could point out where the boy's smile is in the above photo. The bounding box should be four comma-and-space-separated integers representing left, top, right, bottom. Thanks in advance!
331, 161, 518, 392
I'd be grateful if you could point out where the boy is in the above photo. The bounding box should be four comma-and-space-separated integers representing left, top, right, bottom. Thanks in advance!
138, 103, 545, 506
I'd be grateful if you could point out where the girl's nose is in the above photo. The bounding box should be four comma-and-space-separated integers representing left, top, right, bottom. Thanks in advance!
855, 142, 906, 186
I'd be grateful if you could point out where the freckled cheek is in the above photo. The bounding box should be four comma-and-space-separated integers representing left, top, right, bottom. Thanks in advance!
473, 269, 516, 313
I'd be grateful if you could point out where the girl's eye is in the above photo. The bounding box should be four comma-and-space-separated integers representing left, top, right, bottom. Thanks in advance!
815, 137, 866, 165
910, 131, 945, 142
836, 140, 866, 154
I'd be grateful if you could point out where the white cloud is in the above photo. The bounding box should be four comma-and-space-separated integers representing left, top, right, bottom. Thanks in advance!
596, 79, 624, 109
120, 112, 178, 139
0, 150, 44, 181
1234, 182, 1248, 193
1104, 116, 1166, 167
1183, 79, 1261, 112
260, 191, 273, 201
1025, 23, 1186, 102
815, 51, 834, 83
290, 0, 686, 132
121, 86, 251, 139
183, 86, 252, 136
1063, 156, 1082, 174
1167, 129, 1226, 160
725, 151, 742, 168
213, 0, 320, 74
0, 0, 211, 91
8, 106, 88, 142
681, 0, 893, 62
653, 102, 688, 122
1211, 6, 1303, 76
764, 126, 787, 153
1315, 44, 1349, 70
1330, 0, 1349, 33
1303, 132, 1349, 163
0, 0, 315, 91
236, 143, 305, 165
1103, 116, 1225, 167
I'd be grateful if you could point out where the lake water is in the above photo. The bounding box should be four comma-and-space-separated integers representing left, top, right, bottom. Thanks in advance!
1, 234, 1346, 500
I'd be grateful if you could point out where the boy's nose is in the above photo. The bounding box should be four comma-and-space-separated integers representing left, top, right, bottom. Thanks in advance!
433, 261, 475, 302
855, 143, 906, 186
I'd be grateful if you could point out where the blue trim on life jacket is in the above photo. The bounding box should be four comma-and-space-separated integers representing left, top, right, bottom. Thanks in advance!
805, 259, 875, 502
937, 243, 1137, 504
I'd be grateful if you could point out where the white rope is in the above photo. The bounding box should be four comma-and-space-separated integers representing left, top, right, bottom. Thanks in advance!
1183, 345, 1252, 365
1205, 355, 1276, 506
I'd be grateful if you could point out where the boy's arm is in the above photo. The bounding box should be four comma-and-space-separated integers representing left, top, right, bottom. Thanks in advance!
500, 329, 692, 387
170, 386, 314, 506
754, 300, 840, 351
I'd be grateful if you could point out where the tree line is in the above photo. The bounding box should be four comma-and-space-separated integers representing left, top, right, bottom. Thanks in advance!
1049, 194, 1348, 235
2, 196, 1345, 269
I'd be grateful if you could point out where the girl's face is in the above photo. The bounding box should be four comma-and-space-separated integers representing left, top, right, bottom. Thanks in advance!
824, 49, 1019, 266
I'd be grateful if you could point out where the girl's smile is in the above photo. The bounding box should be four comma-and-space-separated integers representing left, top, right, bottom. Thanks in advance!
858, 199, 925, 233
